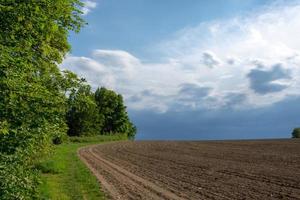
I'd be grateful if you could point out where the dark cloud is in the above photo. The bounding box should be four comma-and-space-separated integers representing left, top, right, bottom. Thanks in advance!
127, 90, 163, 103
178, 83, 211, 101
202, 52, 220, 68
127, 95, 141, 103
223, 93, 247, 108
247, 64, 291, 94
129, 96, 300, 140
165, 84, 212, 111
127, 85, 212, 111
227, 58, 235, 65
141, 90, 156, 97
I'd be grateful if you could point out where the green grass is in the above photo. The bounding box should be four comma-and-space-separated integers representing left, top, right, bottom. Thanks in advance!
37, 134, 128, 200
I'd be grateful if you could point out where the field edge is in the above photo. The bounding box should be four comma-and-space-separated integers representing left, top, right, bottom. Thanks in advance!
37, 134, 128, 200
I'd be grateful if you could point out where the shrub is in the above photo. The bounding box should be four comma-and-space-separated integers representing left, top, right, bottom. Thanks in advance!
0, 155, 39, 200
292, 128, 300, 138
52, 135, 65, 145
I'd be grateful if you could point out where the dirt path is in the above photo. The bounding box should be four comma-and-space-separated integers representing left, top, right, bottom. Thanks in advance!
78, 140, 300, 200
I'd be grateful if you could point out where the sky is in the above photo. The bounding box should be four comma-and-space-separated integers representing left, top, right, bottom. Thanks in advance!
61, 0, 300, 140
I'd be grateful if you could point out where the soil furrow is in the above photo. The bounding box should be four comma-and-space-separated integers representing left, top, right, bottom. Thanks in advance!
88, 147, 185, 200
79, 140, 300, 200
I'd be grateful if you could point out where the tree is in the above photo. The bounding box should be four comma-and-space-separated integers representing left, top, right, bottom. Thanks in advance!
95, 87, 136, 138
61, 70, 83, 95
0, 1, 84, 199
292, 128, 300, 138
66, 83, 103, 136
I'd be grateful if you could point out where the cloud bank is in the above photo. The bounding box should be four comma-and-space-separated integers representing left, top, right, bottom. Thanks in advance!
62, 1, 300, 139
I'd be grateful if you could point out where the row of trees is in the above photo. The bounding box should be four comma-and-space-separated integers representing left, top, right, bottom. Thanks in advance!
65, 74, 136, 139
0, 1, 135, 199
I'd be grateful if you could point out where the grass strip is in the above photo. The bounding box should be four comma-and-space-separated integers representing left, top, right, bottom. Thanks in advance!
37, 134, 128, 200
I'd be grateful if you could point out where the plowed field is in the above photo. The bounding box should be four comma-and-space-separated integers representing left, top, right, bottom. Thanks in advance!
79, 139, 300, 200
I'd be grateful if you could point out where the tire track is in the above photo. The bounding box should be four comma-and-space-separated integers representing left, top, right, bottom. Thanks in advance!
98, 150, 234, 200
79, 146, 185, 200
78, 148, 120, 199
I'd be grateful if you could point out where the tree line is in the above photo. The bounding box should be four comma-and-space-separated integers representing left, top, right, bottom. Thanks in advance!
0, 1, 135, 199
65, 73, 136, 140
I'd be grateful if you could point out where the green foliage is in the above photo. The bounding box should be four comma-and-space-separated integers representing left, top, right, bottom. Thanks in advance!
61, 70, 84, 95
0, 0, 136, 199
66, 82, 103, 136
292, 128, 300, 138
52, 132, 68, 145
0, 1, 84, 199
0, 154, 39, 200
68, 134, 128, 143
95, 87, 137, 138
66, 86, 136, 138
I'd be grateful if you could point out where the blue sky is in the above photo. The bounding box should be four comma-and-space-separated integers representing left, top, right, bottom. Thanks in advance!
69, 0, 272, 58
62, 0, 300, 140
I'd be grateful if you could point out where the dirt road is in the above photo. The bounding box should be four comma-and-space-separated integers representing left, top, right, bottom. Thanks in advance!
78, 139, 300, 200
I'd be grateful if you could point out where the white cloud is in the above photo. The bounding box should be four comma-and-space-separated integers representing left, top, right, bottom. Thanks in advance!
61, 55, 114, 88
81, 0, 97, 15
62, 1, 300, 112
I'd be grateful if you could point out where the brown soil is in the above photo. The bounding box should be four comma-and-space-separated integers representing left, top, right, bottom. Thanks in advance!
78, 139, 300, 200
